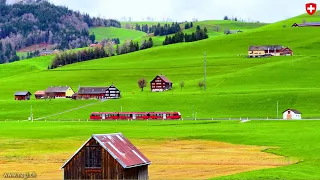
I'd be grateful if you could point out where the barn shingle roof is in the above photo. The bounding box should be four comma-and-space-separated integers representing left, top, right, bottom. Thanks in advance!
151, 75, 172, 83
283, 109, 301, 114
45, 86, 71, 93
15, 91, 31, 96
61, 133, 151, 169
249, 45, 284, 51
78, 87, 109, 94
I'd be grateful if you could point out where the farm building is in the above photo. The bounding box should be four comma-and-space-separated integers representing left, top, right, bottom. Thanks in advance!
45, 86, 75, 98
89, 44, 103, 48
77, 87, 109, 99
283, 109, 302, 120
291, 22, 320, 27
248, 45, 293, 58
61, 133, 151, 180
14, 91, 31, 100
150, 74, 172, 92
74, 85, 121, 100
39, 50, 54, 56
105, 85, 121, 99
225, 30, 243, 34
34, 90, 45, 99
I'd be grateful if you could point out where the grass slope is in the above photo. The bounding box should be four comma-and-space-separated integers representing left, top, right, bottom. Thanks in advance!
1, 12, 319, 120
0, 120, 320, 179
89, 27, 147, 42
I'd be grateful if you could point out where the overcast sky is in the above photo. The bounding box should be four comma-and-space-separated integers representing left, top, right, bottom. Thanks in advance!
14, 0, 320, 23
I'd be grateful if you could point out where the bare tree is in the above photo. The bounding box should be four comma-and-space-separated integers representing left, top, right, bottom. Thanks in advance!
138, 78, 147, 91
180, 81, 185, 90
302, 19, 307, 24
198, 81, 204, 90
125, 24, 132, 29
107, 42, 114, 56
214, 25, 220, 32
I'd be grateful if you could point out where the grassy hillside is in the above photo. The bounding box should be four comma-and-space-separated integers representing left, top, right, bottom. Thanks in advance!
89, 27, 147, 42
1, 120, 320, 179
1, 12, 320, 121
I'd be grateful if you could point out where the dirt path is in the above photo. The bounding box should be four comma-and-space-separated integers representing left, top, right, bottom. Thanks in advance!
0, 139, 299, 180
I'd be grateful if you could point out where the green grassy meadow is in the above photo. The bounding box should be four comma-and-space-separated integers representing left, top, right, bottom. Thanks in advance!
0, 120, 320, 179
1, 12, 320, 179
89, 26, 147, 42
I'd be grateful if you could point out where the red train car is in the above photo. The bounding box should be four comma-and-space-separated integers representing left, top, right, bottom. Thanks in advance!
90, 112, 181, 120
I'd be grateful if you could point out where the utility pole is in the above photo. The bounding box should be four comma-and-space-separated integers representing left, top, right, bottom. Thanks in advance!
192, 105, 195, 120
204, 51, 207, 91
277, 101, 279, 119
30, 105, 33, 122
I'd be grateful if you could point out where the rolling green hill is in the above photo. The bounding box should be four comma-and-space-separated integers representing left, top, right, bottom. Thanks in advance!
1, 12, 320, 120
2, 12, 320, 180
89, 27, 147, 42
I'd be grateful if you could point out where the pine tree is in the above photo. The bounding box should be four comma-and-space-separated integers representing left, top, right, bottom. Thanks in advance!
196, 25, 201, 32
190, 22, 193, 27
204, 27, 208, 34
148, 37, 153, 47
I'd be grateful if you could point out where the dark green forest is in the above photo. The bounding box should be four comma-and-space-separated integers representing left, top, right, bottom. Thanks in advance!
0, 0, 121, 64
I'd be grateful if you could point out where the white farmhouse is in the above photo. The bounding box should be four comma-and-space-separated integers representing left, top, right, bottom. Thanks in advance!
282, 109, 302, 120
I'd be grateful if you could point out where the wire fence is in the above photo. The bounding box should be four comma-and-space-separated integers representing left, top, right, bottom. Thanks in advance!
2, 117, 320, 122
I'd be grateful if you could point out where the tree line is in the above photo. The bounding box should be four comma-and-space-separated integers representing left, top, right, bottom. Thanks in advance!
163, 26, 208, 45
134, 22, 182, 36
0, 0, 121, 64
50, 37, 153, 69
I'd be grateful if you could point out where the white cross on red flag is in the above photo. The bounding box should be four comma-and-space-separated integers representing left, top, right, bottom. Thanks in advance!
306, 3, 317, 15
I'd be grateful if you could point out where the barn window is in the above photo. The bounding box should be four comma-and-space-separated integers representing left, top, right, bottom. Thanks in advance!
85, 146, 102, 168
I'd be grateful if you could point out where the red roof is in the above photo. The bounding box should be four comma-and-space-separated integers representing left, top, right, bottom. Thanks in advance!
151, 75, 172, 83
61, 133, 151, 169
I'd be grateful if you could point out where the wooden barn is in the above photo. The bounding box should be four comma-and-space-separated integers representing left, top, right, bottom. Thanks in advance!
45, 86, 75, 98
34, 90, 45, 99
105, 85, 121, 99
61, 133, 151, 180
14, 91, 31, 100
77, 87, 109, 99
248, 45, 293, 58
150, 74, 172, 92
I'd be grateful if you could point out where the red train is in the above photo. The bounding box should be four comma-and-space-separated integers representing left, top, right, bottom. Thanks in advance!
90, 112, 181, 120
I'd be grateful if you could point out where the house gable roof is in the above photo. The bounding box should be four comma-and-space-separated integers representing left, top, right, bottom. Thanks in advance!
150, 75, 172, 83
61, 133, 151, 169
15, 91, 31, 96
249, 45, 284, 51
34, 90, 45, 95
78, 87, 109, 94
45, 86, 72, 93
282, 109, 301, 114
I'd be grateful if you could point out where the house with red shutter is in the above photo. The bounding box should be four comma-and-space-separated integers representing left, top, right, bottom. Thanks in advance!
150, 74, 172, 92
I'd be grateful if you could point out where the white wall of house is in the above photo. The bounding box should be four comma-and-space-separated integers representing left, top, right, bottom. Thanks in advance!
283, 111, 302, 120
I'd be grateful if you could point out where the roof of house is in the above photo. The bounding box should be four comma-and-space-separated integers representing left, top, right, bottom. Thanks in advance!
45, 86, 72, 93
34, 90, 45, 95
293, 22, 320, 26
61, 133, 151, 169
151, 75, 172, 83
14, 91, 31, 96
283, 109, 302, 114
248, 45, 284, 51
78, 87, 109, 94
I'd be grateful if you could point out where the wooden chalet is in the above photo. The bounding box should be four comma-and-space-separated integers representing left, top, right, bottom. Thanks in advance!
248, 45, 293, 58
45, 86, 75, 98
105, 85, 121, 99
34, 90, 45, 99
150, 74, 172, 92
292, 22, 320, 27
61, 133, 151, 180
14, 91, 31, 100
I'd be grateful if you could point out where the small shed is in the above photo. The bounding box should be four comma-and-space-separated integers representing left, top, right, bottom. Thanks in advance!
283, 109, 302, 120
61, 133, 151, 180
14, 91, 31, 100
34, 90, 45, 99
150, 74, 172, 92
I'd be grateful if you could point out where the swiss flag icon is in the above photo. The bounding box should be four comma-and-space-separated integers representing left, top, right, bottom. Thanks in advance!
306, 3, 317, 15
